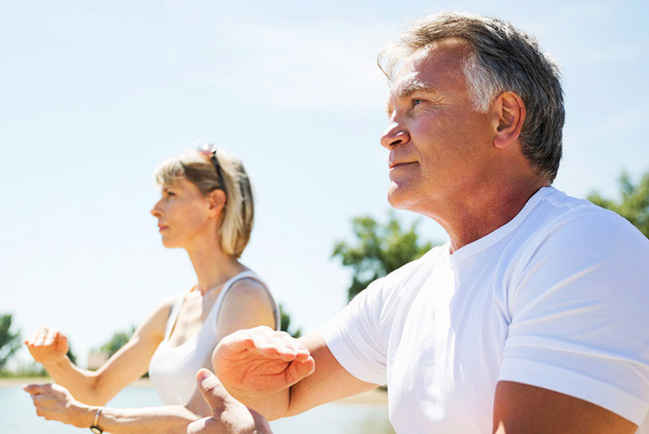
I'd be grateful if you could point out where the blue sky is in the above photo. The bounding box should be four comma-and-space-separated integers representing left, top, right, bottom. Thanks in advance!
1, 0, 648, 366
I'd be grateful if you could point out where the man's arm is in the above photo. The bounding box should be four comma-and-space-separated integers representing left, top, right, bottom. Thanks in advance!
493, 381, 638, 434
213, 326, 377, 420
285, 331, 378, 416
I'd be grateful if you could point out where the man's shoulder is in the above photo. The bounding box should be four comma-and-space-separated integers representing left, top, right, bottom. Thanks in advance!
522, 187, 646, 247
386, 244, 447, 280
360, 244, 448, 301
506, 188, 649, 283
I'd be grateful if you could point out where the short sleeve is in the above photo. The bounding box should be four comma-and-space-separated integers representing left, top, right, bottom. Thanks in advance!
321, 279, 390, 385
499, 209, 649, 424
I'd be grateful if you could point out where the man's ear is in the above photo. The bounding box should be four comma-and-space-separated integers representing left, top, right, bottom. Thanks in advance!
207, 189, 227, 218
492, 91, 526, 150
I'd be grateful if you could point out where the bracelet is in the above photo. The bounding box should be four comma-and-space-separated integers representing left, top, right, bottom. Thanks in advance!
90, 407, 104, 434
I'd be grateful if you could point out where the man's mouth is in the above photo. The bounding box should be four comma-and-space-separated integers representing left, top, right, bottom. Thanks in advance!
389, 161, 416, 169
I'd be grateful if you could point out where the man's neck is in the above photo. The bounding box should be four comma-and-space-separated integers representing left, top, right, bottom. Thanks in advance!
426, 178, 550, 254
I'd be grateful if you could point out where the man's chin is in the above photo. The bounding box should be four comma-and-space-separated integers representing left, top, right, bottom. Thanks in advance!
387, 186, 411, 210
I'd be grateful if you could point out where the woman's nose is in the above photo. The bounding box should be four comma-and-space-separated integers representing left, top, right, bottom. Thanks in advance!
151, 200, 163, 217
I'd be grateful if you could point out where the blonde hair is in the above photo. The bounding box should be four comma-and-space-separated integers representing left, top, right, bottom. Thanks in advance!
154, 148, 254, 258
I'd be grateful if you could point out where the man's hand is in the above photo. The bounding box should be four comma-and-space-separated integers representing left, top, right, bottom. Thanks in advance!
213, 326, 315, 397
188, 369, 273, 434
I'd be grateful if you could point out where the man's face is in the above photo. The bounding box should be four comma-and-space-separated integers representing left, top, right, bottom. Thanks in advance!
381, 39, 496, 217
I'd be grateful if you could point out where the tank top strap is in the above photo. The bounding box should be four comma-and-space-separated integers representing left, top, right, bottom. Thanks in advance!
206, 270, 280, 335
163, 292, 187, 340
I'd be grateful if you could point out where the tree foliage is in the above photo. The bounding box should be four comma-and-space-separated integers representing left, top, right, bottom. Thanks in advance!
279, 304, 302, 338
0, 314, 21, 370
98, 326, 135, 358
66, 343, 77, 366
333, 212, 435, 301
588, 170, 649, 238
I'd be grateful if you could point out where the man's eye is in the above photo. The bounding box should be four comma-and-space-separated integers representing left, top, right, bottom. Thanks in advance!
412, 99, 424, 106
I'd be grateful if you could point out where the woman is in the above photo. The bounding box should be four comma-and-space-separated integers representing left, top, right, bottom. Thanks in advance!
24, 145, 279, 433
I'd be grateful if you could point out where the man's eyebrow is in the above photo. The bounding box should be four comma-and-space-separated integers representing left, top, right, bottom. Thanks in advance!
386, 80, 436, 115
396, 80, 432, 98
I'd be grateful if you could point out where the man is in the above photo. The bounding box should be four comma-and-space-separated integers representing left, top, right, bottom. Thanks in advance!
191, 12, 649, 434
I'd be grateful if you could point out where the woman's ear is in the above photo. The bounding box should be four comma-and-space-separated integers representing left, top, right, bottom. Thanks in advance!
207, 189, 227, 218
492, 91, 526, 150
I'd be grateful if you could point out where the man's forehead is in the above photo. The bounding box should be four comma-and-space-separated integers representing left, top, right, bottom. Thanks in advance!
388, 51, 439, 100
388, 40, 470, 99
390, 74, 429, 98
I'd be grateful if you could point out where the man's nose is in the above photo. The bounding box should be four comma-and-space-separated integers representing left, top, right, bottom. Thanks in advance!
380, 119, 410, 149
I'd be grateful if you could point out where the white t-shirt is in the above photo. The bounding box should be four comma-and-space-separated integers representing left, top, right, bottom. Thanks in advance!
322, 187, 649, 433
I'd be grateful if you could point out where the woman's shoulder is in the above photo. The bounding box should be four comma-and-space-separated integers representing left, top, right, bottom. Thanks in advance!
222, 276, 272, 306
217, 274, 277, 333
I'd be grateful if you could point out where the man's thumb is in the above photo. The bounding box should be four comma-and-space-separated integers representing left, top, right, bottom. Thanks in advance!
196, 368, 228, 413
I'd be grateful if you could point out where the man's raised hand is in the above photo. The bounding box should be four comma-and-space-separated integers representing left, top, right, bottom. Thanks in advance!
213, 326, 315, 398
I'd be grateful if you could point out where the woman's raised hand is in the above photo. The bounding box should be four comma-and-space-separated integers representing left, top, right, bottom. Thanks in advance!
25, 328, 70, 364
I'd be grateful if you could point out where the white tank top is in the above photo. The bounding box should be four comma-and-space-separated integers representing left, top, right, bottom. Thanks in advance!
148, 271, 279, 405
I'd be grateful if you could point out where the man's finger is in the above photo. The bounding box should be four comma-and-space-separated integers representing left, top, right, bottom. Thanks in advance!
196, 368, 229, 414
23, 383, 49, 394
186, 417, 207, 434
290, 356, 316, 383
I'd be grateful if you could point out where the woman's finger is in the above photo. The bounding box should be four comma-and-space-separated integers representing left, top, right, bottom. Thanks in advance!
44, 329, 58, 345
35, 328, 50, 346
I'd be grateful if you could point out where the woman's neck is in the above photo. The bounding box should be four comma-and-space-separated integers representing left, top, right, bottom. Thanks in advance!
186, 243, 245, 295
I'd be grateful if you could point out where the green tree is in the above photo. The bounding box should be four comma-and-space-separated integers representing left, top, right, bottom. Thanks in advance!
66, 342, 77, 366
333, 212, 435, 301
0, 313, 21, 371
588, 170, 649, 238
98, 326, 135, 358
279, 304, 302, 338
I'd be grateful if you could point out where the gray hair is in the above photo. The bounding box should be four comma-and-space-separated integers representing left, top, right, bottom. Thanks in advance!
378, 12, 564, 182
154, 148, 254, 258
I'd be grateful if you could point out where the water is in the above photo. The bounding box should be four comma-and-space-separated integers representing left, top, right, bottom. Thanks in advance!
0, 383, 394, 434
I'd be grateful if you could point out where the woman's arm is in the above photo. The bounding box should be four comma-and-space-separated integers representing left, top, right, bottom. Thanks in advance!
25, 297, 172, 405
23, 282, 279, 433
24, 381, 211, 434
24, 331, 214, 434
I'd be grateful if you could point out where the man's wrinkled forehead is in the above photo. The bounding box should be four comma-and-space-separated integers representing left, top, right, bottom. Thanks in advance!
392, 74, 430, 99
385, 51, 436, 114
385, 40, 470, 111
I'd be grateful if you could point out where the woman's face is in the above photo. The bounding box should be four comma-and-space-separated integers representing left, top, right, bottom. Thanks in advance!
151, 178, 216, 249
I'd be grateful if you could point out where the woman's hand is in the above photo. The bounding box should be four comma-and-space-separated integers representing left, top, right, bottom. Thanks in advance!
25, 328, 69, 364
23, 383, 93, 428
